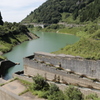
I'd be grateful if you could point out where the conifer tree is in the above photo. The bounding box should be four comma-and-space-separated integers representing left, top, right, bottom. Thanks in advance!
0, 12, 3, 25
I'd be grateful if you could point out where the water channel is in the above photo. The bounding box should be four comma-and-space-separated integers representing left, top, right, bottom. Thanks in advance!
3, 31, 79, 79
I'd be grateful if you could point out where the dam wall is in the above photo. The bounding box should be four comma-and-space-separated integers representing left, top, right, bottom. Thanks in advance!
23, 52, 100, 90
33, 52, 100, 79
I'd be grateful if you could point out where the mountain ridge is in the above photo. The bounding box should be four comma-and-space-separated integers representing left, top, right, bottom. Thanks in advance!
21, 0, 99, 24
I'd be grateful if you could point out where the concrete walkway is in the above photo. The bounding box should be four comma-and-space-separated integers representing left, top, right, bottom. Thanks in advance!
21, 92, 46, 100
1, 79, 46, 100
2, 80, 26, 95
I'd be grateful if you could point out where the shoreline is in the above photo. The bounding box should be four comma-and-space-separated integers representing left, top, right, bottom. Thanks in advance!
0, 32, 39, 59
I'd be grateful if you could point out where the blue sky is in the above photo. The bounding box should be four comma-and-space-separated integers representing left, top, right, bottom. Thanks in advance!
0, 0, 46, 22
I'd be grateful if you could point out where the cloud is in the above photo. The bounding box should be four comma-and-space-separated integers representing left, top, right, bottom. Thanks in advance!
0, 0, 46, 22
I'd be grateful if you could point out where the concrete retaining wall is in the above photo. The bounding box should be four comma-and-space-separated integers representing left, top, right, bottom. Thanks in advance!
13, 73, 33, 83
0, 87, 23, 100
23, 56, 100, 90
34, 52, 100, 79
23, 52, 100, 96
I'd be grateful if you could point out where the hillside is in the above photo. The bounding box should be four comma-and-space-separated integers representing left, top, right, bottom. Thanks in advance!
21, 0, 99, 24
0, 21, 38, 59
21, 0, 100, 60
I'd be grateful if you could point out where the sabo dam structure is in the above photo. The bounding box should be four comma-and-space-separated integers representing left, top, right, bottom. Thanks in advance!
1, 52, 100, 100
24, 52, 100, 80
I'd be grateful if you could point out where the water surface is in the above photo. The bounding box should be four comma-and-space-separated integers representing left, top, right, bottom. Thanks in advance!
3, 31, 79, 79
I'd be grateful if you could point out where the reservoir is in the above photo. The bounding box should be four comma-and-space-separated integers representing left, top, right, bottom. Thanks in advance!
3, 31, 79, 79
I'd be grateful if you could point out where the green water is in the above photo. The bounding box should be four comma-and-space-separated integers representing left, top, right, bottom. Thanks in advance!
3, 31, 79, 79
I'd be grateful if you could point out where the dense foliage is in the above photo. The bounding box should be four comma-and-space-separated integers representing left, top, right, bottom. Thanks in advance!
0, 21, 29, 57
79, 0, 100, 22
32, 74, 49, 91
48, 85, 65, 100
0, 22, 29, 36
64, 86, 83, 100
21, 0, 99, 24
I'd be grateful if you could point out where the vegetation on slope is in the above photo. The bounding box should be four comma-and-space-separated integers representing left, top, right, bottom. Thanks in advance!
18, 74, 100, 100
0, 22, 29, 54
53, 23, 100, 60
79, 0, 100, 22
0, 12, 33, 59
19, 74, 84, 100
21, 0, 99, 24
55, 38, 100, 60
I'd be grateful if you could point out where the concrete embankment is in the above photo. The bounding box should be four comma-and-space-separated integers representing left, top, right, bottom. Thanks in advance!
25, 32, 39, 40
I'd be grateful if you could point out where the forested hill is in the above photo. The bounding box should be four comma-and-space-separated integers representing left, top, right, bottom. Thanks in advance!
21, 0, 100, 24
0, 12, 38, 59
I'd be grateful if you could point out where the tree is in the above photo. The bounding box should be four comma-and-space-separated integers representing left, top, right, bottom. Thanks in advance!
48, 91, 65, 100
73, 8, 78, 20
0, 12, 3, 25
48, 84, 65, 100
48, 84, 60, 95
64, 86, 83, 100
18, 25, 29, 33
32, 74, 49, 91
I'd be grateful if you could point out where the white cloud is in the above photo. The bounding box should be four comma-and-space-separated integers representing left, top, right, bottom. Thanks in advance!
0, 0, 46, 22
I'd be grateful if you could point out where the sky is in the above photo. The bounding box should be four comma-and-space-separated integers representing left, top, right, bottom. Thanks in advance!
0, 0, 46, 22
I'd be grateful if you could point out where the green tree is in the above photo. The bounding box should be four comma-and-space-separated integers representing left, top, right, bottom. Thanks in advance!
73, 8, 78, 20
48, 84, 65, 100
64, 86, 83, 100
32, 74, 49, 91
48, 84, 60, 95
0, 12, 3, 25
18, 25, 29, 33
48, 91, 65, 100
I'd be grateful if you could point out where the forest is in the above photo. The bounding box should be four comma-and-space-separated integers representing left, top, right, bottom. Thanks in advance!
21, 0, 100, 24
